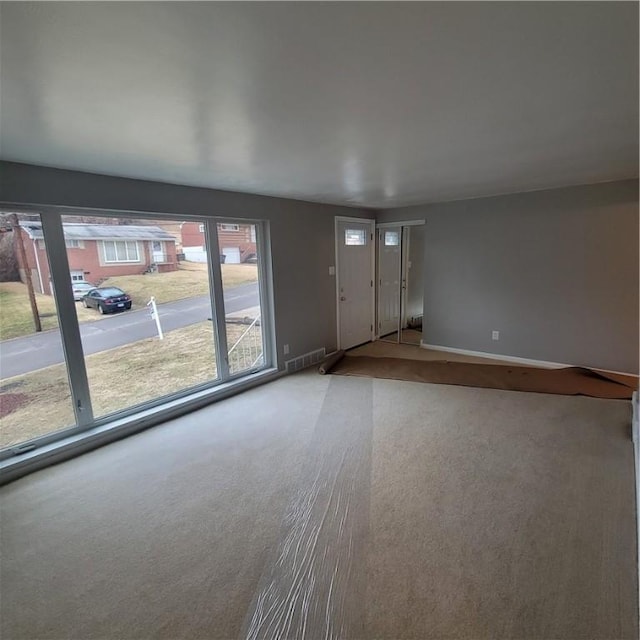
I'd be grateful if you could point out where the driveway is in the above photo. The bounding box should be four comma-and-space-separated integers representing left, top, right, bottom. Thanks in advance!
0, 282, 259, 378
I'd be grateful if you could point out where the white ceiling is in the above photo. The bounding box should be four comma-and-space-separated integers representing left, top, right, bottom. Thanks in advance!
1, 2, 638, 209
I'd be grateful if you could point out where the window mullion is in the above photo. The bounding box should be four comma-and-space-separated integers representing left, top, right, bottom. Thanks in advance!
255, 222, 274, 369
204, 221, 230, 380
40, 212, 94, 427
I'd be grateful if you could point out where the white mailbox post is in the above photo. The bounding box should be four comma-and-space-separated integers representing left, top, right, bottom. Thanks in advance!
147, 296, 164, 340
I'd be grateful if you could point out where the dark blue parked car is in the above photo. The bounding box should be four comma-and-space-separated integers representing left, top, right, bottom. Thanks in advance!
82, 287, 132, 314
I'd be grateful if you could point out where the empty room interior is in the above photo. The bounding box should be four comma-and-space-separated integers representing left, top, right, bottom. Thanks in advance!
0, 2, 639, 639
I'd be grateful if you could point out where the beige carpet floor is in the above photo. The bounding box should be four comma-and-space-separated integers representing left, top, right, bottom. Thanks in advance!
1, 370, 637, 639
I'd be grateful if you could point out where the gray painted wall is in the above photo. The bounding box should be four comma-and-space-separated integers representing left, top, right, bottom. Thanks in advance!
0, 161, 375, 368
378, 180, 639, 374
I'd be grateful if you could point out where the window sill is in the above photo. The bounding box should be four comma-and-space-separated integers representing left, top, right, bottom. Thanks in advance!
0, 367, 282, 485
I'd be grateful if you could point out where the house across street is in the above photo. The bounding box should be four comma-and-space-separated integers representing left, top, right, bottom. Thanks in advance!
17, 221, 178, 294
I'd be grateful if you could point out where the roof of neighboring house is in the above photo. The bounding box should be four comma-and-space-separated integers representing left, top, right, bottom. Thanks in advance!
19, 221, 176, 242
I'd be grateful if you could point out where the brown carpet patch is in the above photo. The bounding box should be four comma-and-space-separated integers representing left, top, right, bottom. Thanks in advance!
326, 355, 636, 399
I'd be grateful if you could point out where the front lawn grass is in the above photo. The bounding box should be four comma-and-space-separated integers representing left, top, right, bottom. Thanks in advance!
0, 321, 262, 448
0, 282, 59, 339
0, 282, 98, 340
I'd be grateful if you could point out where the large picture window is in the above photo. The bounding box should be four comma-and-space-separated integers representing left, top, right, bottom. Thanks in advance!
103, 240, 139, 262
0, 211, 272, 460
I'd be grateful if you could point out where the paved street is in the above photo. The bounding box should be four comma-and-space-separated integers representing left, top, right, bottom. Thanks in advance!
0, 282, 259, 378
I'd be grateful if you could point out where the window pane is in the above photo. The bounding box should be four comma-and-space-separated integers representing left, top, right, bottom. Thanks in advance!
104, 241, 116, 262
115, 241, 127, 261
384, 231, 399, 246
217, 222, 265, 375
0, 213, 76, 449
126, 241, 138, 260
345, 229, 366, 245
61, 214, 221, 419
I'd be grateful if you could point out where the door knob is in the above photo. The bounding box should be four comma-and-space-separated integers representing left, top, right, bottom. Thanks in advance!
340, 296, 346, 301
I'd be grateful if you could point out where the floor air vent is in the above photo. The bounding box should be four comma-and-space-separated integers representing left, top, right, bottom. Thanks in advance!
285, 348, 326, 373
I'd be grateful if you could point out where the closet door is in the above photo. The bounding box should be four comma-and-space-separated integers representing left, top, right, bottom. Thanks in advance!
377, 227, 402, 338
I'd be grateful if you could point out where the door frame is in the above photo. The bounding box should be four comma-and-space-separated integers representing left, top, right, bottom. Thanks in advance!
335, 216, 376, 350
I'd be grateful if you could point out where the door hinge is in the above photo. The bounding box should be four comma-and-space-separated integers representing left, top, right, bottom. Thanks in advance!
370, 324, 373, 332
370, 280, 373, 287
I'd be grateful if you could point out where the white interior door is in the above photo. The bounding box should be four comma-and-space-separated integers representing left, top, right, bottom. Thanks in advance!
336, 218, 375, 350
378, 227, 402, 337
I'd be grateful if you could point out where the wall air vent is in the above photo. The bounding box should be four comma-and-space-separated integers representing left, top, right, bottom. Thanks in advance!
285, 348, 326, 373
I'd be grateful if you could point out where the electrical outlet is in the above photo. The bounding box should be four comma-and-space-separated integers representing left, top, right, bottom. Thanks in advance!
283, 344, 290, 355
492, 331, 500, 341
328, 266, 336, 276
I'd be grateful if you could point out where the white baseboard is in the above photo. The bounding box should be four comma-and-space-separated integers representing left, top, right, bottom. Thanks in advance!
420, 342, 638, 377
420, 342, 571, 369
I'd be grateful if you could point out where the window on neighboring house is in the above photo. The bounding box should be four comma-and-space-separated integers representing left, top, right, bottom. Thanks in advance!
103, 240, 139, 262
250, 226, 256, 243
65, 239, 84, 249
220, 224, 240, 232
198, 224, 205, 233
